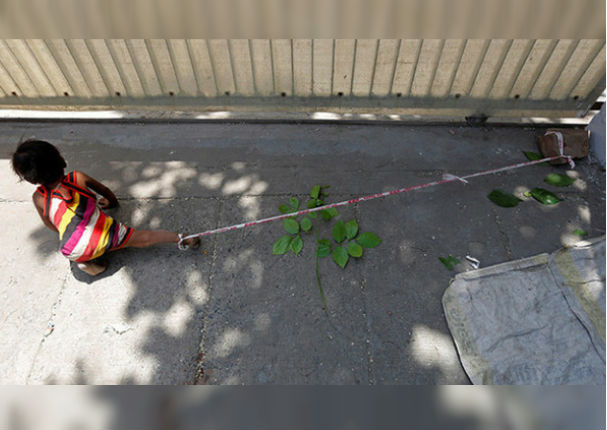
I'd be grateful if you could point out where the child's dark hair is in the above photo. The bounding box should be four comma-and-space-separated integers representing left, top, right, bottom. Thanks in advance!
11, 139, 66, 186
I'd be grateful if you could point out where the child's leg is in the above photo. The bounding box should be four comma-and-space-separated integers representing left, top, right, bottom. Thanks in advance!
124, 230, 199, 248
77, 260, 108, 276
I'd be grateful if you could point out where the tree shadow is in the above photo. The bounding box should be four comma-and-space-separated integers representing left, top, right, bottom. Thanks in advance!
2, 122, 605, 397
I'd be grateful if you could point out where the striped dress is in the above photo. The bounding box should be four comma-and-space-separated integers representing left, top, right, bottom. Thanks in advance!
36, 172, 133, 262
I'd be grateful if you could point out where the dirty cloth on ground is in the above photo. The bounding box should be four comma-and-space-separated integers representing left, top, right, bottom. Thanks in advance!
443, 236, 605, 384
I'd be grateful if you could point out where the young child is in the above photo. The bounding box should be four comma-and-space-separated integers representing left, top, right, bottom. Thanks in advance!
11, 139, 200, 276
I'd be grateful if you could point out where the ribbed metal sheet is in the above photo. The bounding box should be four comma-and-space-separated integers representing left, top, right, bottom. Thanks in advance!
0, 39, 604, 117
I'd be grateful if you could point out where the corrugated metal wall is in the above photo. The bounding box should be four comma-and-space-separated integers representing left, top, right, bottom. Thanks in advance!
0, 39, 604, 118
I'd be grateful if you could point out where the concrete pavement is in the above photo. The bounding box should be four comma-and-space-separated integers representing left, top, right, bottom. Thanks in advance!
0, 121, 604, 384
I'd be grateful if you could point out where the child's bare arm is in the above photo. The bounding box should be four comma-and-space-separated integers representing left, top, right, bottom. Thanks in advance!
33, 193, 58, 232
75, 171, 119, 209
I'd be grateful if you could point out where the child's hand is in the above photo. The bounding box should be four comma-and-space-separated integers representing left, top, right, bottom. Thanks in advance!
97, 197, 113, 209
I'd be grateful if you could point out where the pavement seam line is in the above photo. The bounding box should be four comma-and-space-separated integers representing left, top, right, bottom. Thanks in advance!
25, 268, 70, 384
193, 198, 223, 384
492, 208, 514, 260
360, 278, 376, 385
355, 202, 376, 385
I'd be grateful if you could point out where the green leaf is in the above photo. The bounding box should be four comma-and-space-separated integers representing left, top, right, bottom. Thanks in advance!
290, 235, 303, 255
573, 229, 588, 237
347, 242, 363, 258
278, 204, 292, 214
320, 210, 332, 221
272, 235, 292, 255
544, 173, 575, 187
333, 220, 346, 243
528, 188, 561, 205
523, 191, 532, 197
524, 151, 543, 161
319, 186, 329, 198
289, 197, 300, 209
487, 189, 523, 208
345, 220, 359, 239
310, 185, 321, 199
439, 255, 460, 271
283, 218, 300, 234
356, 232, 382, 248
308, 212, 317, 219
332, 246, 349, 269
523, 151, 549, 166
316, 243, 331, 257
301, 217, 312, 232
327, 207, 338, 218
307, 199, 317, 209
318, 239, 331, 246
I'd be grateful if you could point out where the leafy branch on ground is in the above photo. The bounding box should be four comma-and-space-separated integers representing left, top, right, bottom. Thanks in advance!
272, 184, 382, 309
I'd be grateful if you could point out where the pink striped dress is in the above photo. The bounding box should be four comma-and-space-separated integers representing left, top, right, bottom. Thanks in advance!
36, 172, 133, 262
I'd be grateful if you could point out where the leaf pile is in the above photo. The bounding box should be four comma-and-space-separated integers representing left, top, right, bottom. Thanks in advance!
272, 184, 382, 271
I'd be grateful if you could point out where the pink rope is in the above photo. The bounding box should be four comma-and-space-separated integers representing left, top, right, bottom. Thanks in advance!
545, 131, 576, 169
179, 148, 574, 244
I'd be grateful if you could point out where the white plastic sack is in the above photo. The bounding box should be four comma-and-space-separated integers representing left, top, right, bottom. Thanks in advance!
443, 237, 605, 385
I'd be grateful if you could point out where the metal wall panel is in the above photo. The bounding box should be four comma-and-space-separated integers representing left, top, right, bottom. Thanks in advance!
105, 39, 145, 97
229, 39, 255, 96
332, 39, 355, 97
188, 40, 217, 98
449, 39, 487, 97
312, 39, 333, 96
5, 39, 56, 97
293, 39, 312, 97
46, 39, 93, 98
0, 39, 604, 118
371, 39, 399, 97
207, 39, 235, 96
352, 39, 378, 97
430, 39, 465, 98
391, 39, 422, 97
271, 39, 293, 96
250, 39, 274, 96
86, 39, 127, 97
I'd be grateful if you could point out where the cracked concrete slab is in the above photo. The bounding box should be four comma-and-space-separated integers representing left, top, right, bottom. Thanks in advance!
357, 175, 511, 384
200, 197, 370, 384
25, 200, 218, 384
0, 121, 604, 384
0, 203, 67, 384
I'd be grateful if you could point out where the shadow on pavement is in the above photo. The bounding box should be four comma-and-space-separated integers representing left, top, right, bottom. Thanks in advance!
3, 122, 604, 387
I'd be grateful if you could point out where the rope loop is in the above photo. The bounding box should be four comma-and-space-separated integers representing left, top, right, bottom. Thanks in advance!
545, 131, 575, 169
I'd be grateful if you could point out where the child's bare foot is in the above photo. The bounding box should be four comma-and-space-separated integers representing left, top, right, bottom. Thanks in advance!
76, 260, 108, 276
178, 234, 201, 250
